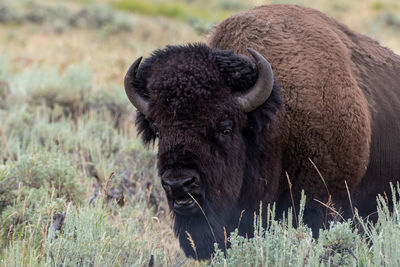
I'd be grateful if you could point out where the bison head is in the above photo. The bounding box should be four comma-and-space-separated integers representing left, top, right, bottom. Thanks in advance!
124, 44, 283, 259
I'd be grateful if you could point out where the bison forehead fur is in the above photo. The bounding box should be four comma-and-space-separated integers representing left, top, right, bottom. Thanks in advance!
125, 4, 400, 260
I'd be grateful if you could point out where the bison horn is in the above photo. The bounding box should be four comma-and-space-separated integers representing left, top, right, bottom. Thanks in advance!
236, 48, 274, 112
124, 56, 150, 116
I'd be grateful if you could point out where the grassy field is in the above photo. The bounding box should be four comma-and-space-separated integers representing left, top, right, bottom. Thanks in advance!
0, 0, 400, 266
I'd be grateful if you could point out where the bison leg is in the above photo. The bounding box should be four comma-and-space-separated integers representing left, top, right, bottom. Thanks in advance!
276, 183, 352, 237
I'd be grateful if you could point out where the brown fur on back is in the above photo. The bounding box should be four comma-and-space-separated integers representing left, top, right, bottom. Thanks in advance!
208, 4, 400, 219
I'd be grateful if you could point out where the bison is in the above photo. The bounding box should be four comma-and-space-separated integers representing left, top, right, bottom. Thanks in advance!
123, 5, 400, 260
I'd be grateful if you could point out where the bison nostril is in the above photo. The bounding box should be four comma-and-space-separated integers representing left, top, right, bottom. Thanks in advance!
161, 170, 201, 194
161, 175, 200, 193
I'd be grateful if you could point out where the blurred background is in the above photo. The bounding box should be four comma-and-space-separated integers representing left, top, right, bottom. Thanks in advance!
1, 0, 399, 86
0, 0, 399, 266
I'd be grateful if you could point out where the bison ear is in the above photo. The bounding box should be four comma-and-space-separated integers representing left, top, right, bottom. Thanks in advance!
213, 49, 258, 92
135, 112, 157, 145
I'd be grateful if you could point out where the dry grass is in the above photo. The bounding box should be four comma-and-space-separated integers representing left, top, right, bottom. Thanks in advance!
0, 16, 200, 86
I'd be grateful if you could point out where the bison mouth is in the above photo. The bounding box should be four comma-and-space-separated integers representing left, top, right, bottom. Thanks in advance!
172, 194, 202, 215
161, 168, 203, 216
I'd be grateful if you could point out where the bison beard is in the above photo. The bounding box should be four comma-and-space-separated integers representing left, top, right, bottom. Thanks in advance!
124, 5, 400, 261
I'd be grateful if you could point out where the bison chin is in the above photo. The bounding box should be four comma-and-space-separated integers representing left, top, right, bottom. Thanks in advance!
173, 202, 246, 260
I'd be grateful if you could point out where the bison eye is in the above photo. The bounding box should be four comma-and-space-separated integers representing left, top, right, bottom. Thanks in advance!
222, 129, 231, 136
214, 119, 234, 143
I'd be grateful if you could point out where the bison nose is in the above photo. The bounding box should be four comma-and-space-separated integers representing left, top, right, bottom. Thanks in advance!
161, 175, 200, 194
161, 170, 202, 215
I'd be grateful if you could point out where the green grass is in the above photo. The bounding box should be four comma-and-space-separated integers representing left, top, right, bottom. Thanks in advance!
113, 0, 235, 33
114, 0, 233, 22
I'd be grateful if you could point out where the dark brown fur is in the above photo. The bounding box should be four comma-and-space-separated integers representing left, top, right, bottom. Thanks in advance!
129, 5, 400, 260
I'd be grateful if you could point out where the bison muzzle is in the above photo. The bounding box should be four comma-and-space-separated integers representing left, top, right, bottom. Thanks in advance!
123, 4, 400, 260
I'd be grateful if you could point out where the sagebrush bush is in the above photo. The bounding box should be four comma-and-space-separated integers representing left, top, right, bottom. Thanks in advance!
211, 195, 316, 267
1, 187, 65, 248
45, 203, 166, 266
0, 1, 132, 34
0, 152, 84, 211
217, 0, 249, 11
317, 221, 364, 266
88, 85, 132, 128
0, 151, 86, 259
24, 64, 91, 118
209, 185, 400, 266
70, 4, 132, 34
3, 238, 43, 267
361, 183, 400, 266
0, 56, 9, 109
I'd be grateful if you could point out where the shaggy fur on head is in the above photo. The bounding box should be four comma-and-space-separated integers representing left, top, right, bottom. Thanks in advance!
133, 43, 283, 259
127, 4, 400, 260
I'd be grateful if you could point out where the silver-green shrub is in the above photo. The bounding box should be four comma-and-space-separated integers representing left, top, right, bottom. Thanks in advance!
46, 203, 166, 266
211, 187, 400, 266
0, 1, 132, 34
